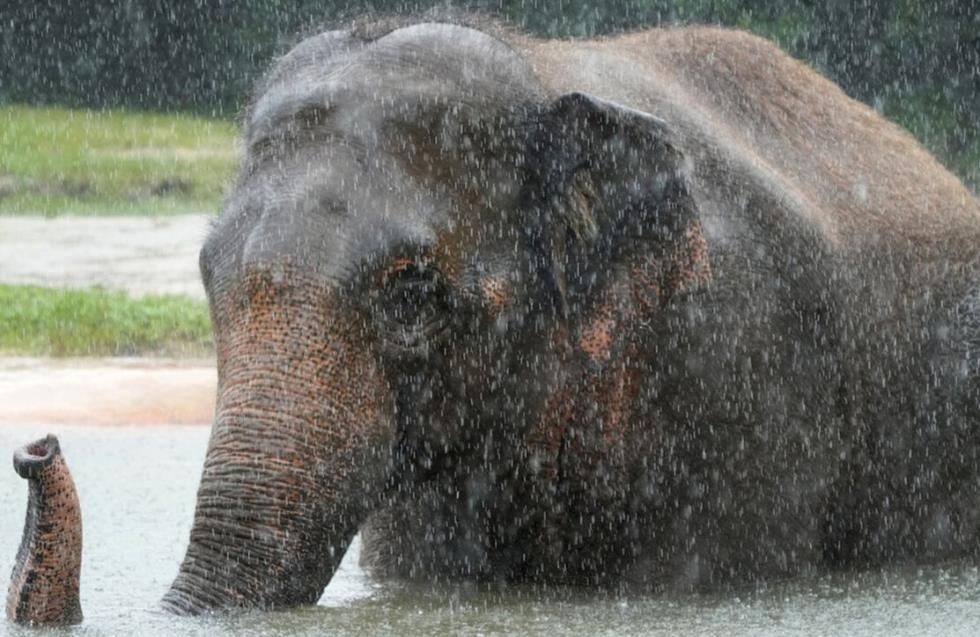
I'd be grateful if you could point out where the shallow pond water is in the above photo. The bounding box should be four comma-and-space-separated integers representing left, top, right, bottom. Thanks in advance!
2, 423, 980, 636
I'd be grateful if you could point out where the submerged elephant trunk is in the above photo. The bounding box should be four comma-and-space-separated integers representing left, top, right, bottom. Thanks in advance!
161, 270, 394, 614
6, 435, 83, 626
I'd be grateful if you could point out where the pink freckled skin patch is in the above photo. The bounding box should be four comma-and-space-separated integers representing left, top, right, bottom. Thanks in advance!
480, 275, 509, 319
578, 316, 616, 362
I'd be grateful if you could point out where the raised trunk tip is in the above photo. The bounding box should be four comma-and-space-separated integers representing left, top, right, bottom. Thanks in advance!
13, 434, 60, 479
6, 434, 83, 626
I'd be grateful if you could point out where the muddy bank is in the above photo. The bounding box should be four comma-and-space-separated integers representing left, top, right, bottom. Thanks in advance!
0, 215, 210, 299
0, 358, 215, 426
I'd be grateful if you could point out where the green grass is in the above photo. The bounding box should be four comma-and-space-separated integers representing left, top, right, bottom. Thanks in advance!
0, 284, 213, 357
0, 105, 239, 216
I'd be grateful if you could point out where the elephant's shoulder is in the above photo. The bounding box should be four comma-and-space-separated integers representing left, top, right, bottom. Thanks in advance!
566, 26, 980, 251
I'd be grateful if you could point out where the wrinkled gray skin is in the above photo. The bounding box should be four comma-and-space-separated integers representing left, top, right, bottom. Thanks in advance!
163, 20, 980, 614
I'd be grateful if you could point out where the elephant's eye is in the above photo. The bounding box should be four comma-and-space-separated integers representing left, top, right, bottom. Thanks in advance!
381, 260, 448, 331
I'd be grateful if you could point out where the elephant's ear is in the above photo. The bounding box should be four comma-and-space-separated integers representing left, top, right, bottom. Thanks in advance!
525, 91, 705, 318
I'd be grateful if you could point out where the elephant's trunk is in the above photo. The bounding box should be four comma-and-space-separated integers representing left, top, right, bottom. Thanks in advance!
6, 435, 83, 626
161, 272, 393, 614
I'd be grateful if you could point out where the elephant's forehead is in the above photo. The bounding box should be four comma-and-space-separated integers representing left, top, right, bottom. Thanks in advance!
244, 156, 443, 271
208, 141, 517, 292
211, 21, 546, 290
247, 23, 542, 152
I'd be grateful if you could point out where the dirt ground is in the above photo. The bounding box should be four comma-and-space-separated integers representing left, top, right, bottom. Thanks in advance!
0, 214, 210, 299
0, 215, 215, 426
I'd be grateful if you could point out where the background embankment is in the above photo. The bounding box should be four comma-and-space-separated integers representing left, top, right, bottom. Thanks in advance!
3, 0, 977, 192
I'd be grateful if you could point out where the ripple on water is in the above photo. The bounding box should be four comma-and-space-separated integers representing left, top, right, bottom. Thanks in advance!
2, 424, 979, 636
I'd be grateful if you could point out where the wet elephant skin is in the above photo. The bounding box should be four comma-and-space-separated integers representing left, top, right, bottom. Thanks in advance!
6, 435, 83, 626
157, 17, 980, 613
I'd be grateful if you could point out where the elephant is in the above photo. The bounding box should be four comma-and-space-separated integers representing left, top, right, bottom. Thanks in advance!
7, 435, 82, 626
152, 18, 980, 613
16, 18, 979, 618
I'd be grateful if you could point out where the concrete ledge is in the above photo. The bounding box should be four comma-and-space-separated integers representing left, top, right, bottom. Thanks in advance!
0, 358, 216, 426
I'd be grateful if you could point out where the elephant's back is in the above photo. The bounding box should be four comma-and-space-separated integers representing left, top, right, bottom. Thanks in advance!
523, 27, 980, 257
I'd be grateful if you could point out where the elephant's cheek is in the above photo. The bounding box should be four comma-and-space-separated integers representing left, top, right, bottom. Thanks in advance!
163, 270, 393, 613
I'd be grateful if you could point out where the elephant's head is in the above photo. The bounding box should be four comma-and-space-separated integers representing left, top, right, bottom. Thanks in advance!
162, 23, 705, 613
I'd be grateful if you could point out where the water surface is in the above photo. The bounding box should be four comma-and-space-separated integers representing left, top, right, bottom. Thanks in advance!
1, 424, 978, 636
